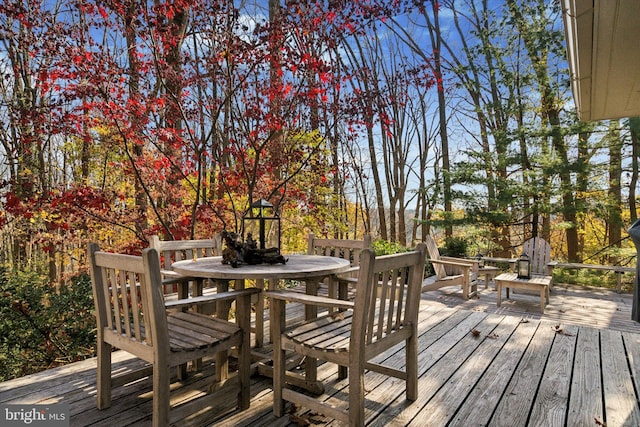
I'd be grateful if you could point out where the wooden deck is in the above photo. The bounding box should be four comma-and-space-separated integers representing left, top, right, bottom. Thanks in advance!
1, 281, 639, 426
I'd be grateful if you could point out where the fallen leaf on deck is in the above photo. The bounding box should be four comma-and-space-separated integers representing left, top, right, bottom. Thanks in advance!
487, 332, 499, 339
287, 403, 301, 414
594, 417, 606, 426
289, 414, 311, 426
553, 324, 575, 336
520, 319, 529, 323
471, 329, 481, 337
330, 312, 345, 321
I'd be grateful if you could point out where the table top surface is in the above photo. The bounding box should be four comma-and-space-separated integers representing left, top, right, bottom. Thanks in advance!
494, 272, 552, 284
171, 254, 351, 280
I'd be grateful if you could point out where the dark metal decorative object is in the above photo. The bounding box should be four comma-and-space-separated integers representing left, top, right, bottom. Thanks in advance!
221, 230, 287, 268
242, 199, 281, 255
517, 252, 531, 279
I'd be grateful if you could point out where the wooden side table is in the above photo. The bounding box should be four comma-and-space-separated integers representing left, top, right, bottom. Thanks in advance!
478, 266, 500, 289
495, 272, 551, 313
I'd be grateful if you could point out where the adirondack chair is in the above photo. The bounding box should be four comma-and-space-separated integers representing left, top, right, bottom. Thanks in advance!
268, 244, 427, 425
422, 235, 479, 299
522, 236, 553, 278
88, 243, 257, 427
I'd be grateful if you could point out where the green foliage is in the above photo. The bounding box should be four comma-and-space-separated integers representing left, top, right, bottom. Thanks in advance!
372, 239, 408, 256
0, 267, 96, 382
440, 237, 468, 258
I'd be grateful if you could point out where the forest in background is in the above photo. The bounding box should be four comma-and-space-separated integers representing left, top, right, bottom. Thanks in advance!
1, 0, 638, 286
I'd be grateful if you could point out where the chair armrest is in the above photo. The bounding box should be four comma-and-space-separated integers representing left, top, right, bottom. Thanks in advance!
165, 288, 260, 310
161, 269, 182, 278
266, 290, 354, 310
159, 269, 190, 286
430, 259, 472, 270
336, 266, 360, 285
335, 266, 359, 277
440, 257, 479, 269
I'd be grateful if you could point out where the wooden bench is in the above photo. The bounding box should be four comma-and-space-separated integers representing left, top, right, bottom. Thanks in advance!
481, 257, 517, 272
547, 262, 634, 293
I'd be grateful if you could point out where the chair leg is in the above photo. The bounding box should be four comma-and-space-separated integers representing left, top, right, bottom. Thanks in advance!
338, 365, 348, 380
255, 279, 265, 348
337, 279, 348, 379
176, 279, 190, 380
237, 295, 251, 410
328, 278, 337, 314
216, 280, 231, 382
152, 361, 170, 427
348, 360, 365, 426
96, 340, 112, 409
272, 299, 286, 417
406, 333, 418, 400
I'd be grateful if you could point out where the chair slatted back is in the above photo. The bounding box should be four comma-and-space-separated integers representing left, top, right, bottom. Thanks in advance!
424, 235, 447, 279
522, 237, 552, 275
148, 235, 222, 271
352, 244, 426, 349
307, 233, 372, 266
89, 243, 166, 359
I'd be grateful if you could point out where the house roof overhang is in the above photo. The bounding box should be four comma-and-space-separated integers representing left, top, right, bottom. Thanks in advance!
562, 0, 640, 121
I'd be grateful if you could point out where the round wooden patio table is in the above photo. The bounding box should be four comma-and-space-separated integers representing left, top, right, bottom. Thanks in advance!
172, 254, 350, 391
172, 254, 350, 342
172, 254, 350, 283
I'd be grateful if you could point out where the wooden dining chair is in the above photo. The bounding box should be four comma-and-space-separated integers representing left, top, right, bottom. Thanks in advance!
307, 232, 372, 301
306, 233, 373, 378
421, 234, 479, 299
88, 243, 257, 427
268, 243, 427, 425
148, 234, 222, 298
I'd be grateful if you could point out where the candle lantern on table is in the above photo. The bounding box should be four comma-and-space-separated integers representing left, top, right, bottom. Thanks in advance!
242, 198, 281, 255
517, 252, 531, 279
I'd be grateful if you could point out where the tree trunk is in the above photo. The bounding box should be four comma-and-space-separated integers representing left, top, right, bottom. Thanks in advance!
629, 118, 640, 222
124, 1, 148, 232
430, 1, 452, 238
607, 121, 622, 265
575, 129, 590, 261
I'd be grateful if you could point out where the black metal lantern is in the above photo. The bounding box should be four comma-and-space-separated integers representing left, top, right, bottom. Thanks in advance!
242, 199, 280, 254
517, 252, 531, 279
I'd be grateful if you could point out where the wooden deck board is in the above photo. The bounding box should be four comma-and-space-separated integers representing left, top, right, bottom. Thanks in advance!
567, 327, 603, 426
449, 317, 540, 426
529, 324, 578, 427
490, 320, 556, 427
1, 282, 639, 426
406, 315, 520, 426
601, 329, 640, 427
